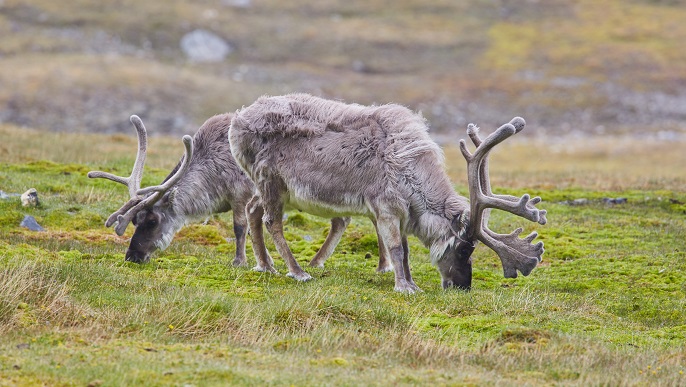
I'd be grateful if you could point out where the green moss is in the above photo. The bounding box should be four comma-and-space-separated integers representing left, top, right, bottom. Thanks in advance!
285, 213, 308, 228
342, 232, 378, 254
176, 224, 227, 246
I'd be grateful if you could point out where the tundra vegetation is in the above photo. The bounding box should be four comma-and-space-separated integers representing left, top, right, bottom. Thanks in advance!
1, 0, 686, 384
1, 125, 685, 385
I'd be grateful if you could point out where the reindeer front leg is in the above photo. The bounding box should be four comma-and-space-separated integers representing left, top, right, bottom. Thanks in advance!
246, 195, 277, 273
372, 219, 394, 273
231, 203, 249, 267
261, 181, 312, 282
375, 215, 419, 293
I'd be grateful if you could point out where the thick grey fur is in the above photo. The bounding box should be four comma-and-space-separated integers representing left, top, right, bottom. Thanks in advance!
230, 93, 475, 293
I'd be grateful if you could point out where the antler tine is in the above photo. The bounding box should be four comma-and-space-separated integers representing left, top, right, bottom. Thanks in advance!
88, 115, 148, 198
460, 117, 547, 278
104, 197, 142, 228
465, 123, 494, 231
127, 115, 148, 196
136, 135, 193, 197
479, 227, 544, 278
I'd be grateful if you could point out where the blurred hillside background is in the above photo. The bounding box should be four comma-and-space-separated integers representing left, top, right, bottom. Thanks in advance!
1, 0, 685, 140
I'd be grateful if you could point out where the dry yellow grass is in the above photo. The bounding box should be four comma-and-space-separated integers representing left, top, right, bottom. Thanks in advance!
445, 136, 686, 191
3, 124, 684, 192
0, 124, 183, 169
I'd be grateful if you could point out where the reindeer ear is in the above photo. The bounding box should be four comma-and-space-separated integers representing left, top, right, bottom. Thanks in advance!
451, 210, 470, 237
165, 187, 178, 206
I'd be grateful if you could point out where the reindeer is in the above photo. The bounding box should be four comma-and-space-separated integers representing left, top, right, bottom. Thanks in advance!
89, 113, 375, 270
229, 93, 546, 293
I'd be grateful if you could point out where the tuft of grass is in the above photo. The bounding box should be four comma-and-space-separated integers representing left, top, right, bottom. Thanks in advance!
0, 262, 95, 333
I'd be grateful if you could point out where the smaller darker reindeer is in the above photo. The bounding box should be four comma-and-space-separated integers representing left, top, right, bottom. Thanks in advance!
88, 114, 254, 265
89, 114, 364, 269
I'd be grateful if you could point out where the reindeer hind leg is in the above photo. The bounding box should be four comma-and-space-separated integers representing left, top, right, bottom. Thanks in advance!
309, 217, 350, 268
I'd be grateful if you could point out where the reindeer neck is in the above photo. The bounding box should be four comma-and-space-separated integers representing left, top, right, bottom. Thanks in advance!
408, 176, 469, 250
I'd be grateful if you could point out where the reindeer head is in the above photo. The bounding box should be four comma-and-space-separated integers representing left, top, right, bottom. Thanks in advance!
437, 117, 547, 290
435, 237, 475, 290
89, 115, 194, 263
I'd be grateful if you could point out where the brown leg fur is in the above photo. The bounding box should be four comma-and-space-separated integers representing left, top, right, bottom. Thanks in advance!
246, 195, 277, 273
309, 217, 350, 268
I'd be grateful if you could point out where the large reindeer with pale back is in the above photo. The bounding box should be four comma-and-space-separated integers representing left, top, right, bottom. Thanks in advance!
229, 93, 547, 293
88, 113, 378, 269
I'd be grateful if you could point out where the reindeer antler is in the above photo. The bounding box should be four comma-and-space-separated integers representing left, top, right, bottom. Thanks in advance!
89, 116, 194, 236
459, 117, 547, 278
88, 115, 148, 198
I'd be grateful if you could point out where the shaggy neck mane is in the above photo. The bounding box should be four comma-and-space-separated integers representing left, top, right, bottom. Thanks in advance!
398, 148, 470, 264
163, 114, 249, 219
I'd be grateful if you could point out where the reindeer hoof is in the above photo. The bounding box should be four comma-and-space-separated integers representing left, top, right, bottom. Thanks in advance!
394, 280, 419, 294
253, 265, 278, 274
232, 257, 248, 267
287, 271, 313, 282
376, 265, 394, 273
394, 286, 417, 294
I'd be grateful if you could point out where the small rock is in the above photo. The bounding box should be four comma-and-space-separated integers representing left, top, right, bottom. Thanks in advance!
364, 253, 372, 259
222, 0, 251, 7
352, 60, 366, 72
21, 188, 39, 207
602, 197, 628, 205
180, 29, 232, 63
20, 215, 45, 232
16, 343, 30, 350
303, 235, 313, 242
571, 198, 588, 206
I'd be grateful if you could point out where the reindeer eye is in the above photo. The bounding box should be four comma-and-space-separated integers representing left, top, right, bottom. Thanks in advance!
146, 218, 158, 227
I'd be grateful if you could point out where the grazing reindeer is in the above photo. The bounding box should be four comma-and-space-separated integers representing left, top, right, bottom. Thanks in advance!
89, 114, 369, 270
229, 93, 546, 293
88, 114, 254, 265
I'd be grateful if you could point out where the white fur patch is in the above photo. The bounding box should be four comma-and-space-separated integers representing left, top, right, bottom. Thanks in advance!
430, 236, 455, 265
154, 216, 186, 251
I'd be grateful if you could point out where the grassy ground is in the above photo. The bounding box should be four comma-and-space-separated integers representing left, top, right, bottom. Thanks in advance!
1, 127, 685, 385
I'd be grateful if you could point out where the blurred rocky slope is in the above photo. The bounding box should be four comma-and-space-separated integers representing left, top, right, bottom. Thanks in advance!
1, 0, 685, 138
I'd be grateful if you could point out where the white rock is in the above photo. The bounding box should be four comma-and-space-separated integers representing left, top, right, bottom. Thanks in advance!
180, 29, 232, 63
222, 0, 251, 8
21, 188, 39, 207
